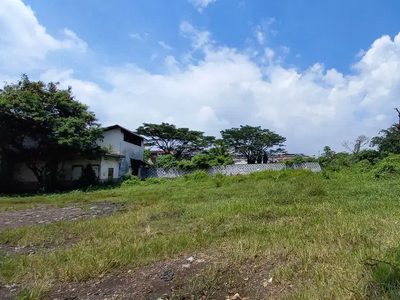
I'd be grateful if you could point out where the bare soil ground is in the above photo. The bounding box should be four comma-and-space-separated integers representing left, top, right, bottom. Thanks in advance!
48, 254, 286, 300
0, 202, 126, 230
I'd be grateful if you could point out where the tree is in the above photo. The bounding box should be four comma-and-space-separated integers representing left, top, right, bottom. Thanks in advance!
136, 123, 215, 159
221, 125, 286, 164
0, 75, 103, 191
342, 135, 369, 154
143, 149, 151, 163
371, 124, 400, 155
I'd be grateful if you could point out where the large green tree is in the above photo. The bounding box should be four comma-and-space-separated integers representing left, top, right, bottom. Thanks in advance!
0, 75, 103, 191
136, 123, 215, 158
221, 125, 286, 164
371, 124, 400, 155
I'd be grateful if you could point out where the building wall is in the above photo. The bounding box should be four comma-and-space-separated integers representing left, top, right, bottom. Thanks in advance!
97, 128, 144, 176
13, 156, 120, 183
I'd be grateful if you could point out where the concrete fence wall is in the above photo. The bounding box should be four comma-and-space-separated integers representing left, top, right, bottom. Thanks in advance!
142, 162, 321, 179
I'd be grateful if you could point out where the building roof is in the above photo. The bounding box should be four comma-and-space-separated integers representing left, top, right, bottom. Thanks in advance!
103, 124, 144, 140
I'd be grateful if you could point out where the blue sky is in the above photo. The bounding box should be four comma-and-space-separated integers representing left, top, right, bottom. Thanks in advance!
2, 0, 400, 155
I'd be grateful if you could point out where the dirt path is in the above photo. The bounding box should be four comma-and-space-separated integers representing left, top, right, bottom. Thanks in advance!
0, 202, 126, 230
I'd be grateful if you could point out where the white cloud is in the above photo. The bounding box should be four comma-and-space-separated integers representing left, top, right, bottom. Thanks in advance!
3, 4, 400, 155
180, 21, 211, 50
188, 0, 217, 12
254, 18, 276, 45
0, 0, 86, 72
129, 33, 142, 41
158, 41, 173, 50
256, 31, 264, 45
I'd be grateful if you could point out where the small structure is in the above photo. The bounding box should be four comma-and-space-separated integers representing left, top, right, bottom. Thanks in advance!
8, 125, 145, 192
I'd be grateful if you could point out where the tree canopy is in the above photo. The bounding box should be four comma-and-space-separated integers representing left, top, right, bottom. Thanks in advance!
0, 75, 103, 191
371, 124, 400, 155
136, 123, 215, 158
221, 125, 286, 164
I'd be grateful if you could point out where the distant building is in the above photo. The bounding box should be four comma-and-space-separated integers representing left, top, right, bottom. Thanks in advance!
4, 125, 145, 192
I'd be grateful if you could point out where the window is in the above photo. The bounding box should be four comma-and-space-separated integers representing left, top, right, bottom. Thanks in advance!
123, 131, 142, 146
91, 165, 100, 179
72, 166, 83, 181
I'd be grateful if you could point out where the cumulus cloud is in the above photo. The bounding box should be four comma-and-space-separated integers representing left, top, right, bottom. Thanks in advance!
129, 33, 142, 41
158, 41, 173, 50
0, 0, 87, 72
188, 0, 217, 12
3, 1, 400, 155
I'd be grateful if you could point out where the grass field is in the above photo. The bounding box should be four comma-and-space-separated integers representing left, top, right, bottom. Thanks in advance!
1, 169, 400, 299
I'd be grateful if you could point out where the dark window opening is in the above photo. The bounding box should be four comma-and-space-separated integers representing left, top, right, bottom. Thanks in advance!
123, 131, 142, 146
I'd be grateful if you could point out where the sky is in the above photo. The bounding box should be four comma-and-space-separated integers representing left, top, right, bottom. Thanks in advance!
2, 0, 400, 155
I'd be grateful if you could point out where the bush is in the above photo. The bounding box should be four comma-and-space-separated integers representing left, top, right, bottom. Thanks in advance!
144, 178, 164, 185
191, 154, 211, 169
176, 160, 195, 171
123, 172, 135, 181
293, 155, 304, 164
121, 176, 142, 187
353, 159, 373, 173
373, 154, 400, 179
183, 170, 209, 181
355, 149, 382, 165
78, 164, 98, 188
155, 154, 177, 168
212, 173, 226, 188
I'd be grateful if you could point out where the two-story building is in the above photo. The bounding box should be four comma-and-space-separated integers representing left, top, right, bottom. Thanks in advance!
10, 125, 145, 191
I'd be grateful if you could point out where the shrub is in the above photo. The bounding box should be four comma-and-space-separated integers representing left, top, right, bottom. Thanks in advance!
123, 172, 135, 181
292, 155, 304, 164
121, 176, 142, 187
355, 149, 382, 165
183, 170, 209, 181
373, 154, 400, 179
191, 154, 211, 169
353, 159, 373, 173
144, 178, 164, 185
213, 173, 226, 188
176, 160, 195, 171
155, 154, 177, 168
78, 164, 98, 188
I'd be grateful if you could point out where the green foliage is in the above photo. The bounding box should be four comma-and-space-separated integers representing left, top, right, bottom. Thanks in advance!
210, 155, 234, 166
292, 155, 304, 164
78, 165, 98, 188
208, 139, 233, 166
183, 170, 209, 181
212, 173, 226, 188
136, 123, 215, 159
373, 154, 400, 179
372, 124, 400, 155
121, 176, 142, 187
0, 75, 102, 191
155, 154, 177, 168
285, 160, 294, 167
191, 154, 211, 169
143, 178, 165, 185
221, 125, 286, 164
318, 148, 355, 171
355, 149, 382, 165
122, 172, 135, 181
176, 160, 195, 171
353, 160, 373, 173
143, 149, 151, 163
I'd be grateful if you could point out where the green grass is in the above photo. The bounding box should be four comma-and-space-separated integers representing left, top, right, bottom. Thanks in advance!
1, 169, 400, 299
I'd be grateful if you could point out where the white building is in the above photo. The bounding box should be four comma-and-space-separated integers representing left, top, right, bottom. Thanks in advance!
11, 125, 145, 191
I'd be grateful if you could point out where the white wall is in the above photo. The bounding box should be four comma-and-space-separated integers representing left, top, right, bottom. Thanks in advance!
13, 157, 121, 182
99, 156, 120, 180
97, 128, 124, 153
97, 127, 144, 176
